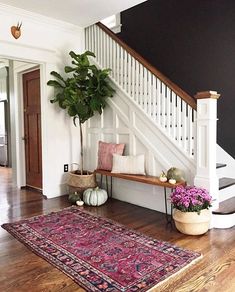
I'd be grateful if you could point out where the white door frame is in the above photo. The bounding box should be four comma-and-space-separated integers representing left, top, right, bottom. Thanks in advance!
14, 64, 40, 188
0, 41, 58, 193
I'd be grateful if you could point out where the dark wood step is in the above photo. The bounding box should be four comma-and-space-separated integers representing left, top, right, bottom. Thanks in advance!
219, 177, 235, 190
216, 163, 227, 169
212, 197, 235, 215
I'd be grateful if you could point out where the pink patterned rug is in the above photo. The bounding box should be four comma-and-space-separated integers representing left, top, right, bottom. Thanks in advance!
2, 207, 201, 291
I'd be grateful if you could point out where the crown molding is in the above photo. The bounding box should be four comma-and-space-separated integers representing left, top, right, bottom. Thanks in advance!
0, 40, 58, 64
0, 3, 83, 34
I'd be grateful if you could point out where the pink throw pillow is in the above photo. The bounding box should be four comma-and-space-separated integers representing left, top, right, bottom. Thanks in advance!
97, 141, 125, 171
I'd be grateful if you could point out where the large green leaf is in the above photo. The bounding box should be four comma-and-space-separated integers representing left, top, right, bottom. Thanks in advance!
47, 80, 64, 88
64, 66, 76, 73
50, 71, 66, 83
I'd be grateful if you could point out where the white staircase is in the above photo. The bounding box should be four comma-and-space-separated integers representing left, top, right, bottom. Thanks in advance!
84, 22, 235, 228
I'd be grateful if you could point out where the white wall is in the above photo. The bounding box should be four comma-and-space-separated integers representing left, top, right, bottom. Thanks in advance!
0, 6, 84, 198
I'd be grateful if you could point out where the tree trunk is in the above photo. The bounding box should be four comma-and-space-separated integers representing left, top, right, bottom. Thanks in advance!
79, 120, 83, 175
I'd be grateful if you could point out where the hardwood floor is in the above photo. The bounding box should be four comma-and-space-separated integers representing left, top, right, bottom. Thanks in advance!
0, 166, 234, 291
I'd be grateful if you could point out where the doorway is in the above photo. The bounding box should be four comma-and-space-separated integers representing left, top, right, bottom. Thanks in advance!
0, 40, 60, 197
0, 64, 10, 168
0, 100, 8, 166
1, 59, 43, 191
22, 69, 42, 190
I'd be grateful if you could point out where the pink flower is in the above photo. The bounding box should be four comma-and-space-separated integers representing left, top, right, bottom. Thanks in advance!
170, 186, 212, 213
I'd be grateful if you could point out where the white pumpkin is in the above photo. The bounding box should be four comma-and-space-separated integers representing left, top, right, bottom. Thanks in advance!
83, 187, 108, 206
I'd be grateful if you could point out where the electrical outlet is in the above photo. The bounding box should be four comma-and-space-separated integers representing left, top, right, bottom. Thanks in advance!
64, 164, 69, 172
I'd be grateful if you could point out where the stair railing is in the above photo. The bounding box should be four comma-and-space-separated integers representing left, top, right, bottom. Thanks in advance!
85, 22, 197, 160
85, 23, 220, 205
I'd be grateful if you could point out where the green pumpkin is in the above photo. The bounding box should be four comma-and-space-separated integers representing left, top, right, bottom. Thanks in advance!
68, 192, 81, 204
83, 187, 108, 206
167, 167, 185, 182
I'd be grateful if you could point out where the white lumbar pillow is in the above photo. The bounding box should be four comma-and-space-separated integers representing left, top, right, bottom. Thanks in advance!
111, 154, 146, 175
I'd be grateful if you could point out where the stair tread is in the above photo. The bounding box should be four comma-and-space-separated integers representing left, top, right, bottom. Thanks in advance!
212, 197, 235, 215
219, 177, 235, 190
216, 163, 227, 169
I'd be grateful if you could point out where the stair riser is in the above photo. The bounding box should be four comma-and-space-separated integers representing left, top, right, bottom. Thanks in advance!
216, 168, 227, 179
212, 213, 235, 229
219, 184, 235, 202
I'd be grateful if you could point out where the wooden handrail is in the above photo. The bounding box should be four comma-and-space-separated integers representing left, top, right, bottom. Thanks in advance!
97, 22, 197, 110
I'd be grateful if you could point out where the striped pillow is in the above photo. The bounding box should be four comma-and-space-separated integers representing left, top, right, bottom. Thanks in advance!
111, 154, 146, 175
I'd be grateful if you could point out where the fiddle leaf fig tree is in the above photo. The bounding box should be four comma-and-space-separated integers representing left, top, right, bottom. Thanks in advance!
47, 51, 115, 175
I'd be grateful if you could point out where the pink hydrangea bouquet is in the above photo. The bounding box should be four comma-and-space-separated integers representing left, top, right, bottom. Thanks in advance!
170, 186, 212, 214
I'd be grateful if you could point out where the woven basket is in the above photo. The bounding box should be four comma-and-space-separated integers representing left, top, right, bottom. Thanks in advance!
67, 171, 97, 193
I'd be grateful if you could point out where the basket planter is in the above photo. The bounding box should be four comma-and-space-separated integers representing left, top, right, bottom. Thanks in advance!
173, 209, 211, 235
67, 171, 97, 193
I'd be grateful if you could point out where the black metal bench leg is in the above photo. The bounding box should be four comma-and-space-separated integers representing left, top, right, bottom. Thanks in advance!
110, 176, 113, 198
100, 174, 103, 188
170, 188, 173, 223
164, 187, 172, 226
105, 175, 109, 197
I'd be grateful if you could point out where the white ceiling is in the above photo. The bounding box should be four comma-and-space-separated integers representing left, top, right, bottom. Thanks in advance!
0, 0, 146, 27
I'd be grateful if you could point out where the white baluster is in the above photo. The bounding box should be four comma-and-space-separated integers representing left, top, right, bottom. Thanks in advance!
91, 25, 94, 53
100, 30, 104, 67
143, 68, 148, 111
176, 96, 182, 146
131, 57, 136, 99
111, 39, 114, 74
135, 61, 139, 103
86, 26, 89, 50
192, 109, 197, 158
97, 27, 100, 64
103, 33, 107, 68
106, 35, 110, 68
113, 41, 116, 80
182, 101, 187, 152
148, 72, 152, 116
85, 28, 88, 50
93, 25, 97, 56
156, 79, 161, 125
87, 26, 91, 51
124, 51, 128, 92
161, 84, 166, 128
152, 76, 157, 121
188, 107, 193, 157
139, 64, 143, 107
128, 54, 132, 96
109, 38, 112, 73
166, 87, 171, 135
120, 47, 124, 87
116, 44, 120, 85
172, 92, 176, 140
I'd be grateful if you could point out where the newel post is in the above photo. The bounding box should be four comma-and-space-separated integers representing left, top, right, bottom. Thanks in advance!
194, 91, 220, 208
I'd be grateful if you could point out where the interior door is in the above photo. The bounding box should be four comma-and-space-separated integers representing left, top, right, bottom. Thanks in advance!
23, 69, 42, 189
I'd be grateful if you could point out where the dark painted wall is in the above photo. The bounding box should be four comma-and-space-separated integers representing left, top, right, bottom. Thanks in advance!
119, 0, 235, 158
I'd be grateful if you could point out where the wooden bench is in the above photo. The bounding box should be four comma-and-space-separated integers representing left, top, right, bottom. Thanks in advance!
95, 169, 186, 224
